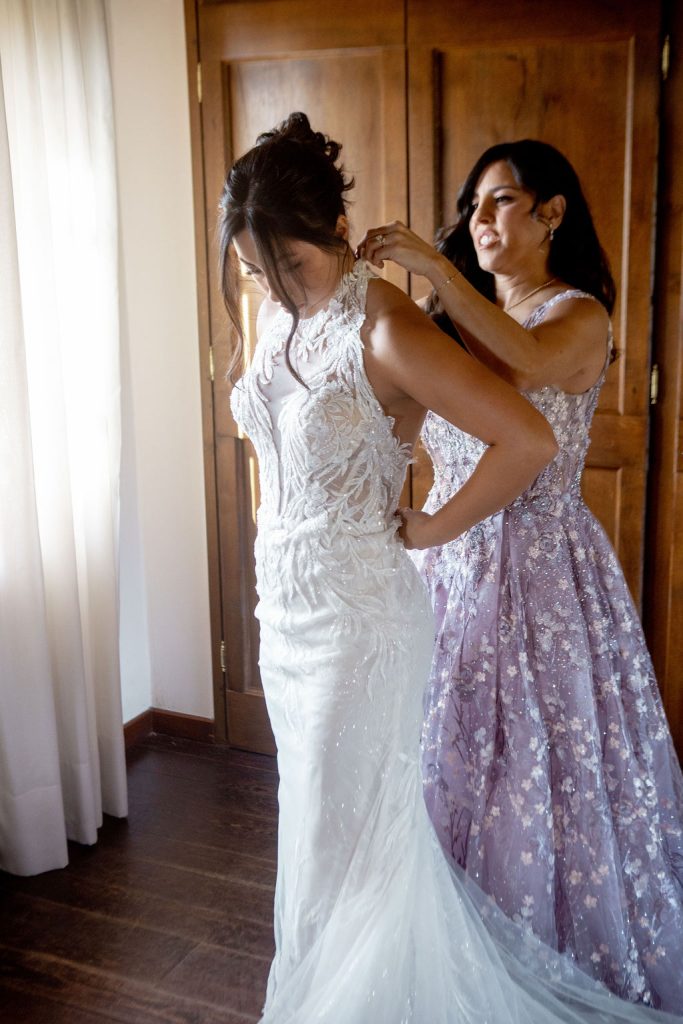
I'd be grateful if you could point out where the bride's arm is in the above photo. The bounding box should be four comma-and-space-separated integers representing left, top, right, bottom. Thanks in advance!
362, 280, 558, 550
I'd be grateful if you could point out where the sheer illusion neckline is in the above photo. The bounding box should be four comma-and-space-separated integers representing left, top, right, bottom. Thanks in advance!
275, 258, 365, 333
259, 260, 372, 371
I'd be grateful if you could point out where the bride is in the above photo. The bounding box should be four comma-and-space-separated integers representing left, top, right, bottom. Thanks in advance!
219, 112, 680, 1023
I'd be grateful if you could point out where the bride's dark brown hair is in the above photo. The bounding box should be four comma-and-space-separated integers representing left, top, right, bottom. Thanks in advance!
218, 112, 354, 383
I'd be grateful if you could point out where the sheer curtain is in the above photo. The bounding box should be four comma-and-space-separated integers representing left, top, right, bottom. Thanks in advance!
0, 0, 127, 875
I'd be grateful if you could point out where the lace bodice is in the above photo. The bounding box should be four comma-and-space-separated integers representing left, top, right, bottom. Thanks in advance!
230, 260, 411, 537
423, 290, 610, 515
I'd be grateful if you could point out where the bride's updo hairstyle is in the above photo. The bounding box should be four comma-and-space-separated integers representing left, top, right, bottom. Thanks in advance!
426, 140, 616, 338
219, 112, 354, 381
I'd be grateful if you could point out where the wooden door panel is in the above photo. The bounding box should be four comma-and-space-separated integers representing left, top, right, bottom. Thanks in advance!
407, 0, 661, 607
197, 0, 407, 751
228, 51, 408, 289
199, 0, 404, 56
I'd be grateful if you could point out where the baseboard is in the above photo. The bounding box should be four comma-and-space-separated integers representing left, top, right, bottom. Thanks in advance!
124, 709, 154, 749
124, 707, 215, 748
151, 708, 215, 743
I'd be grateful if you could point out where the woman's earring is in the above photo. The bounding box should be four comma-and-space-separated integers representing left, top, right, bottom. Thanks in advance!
535, 213, 554, 242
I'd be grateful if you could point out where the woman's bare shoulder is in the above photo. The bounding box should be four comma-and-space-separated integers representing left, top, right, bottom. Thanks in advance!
540, 290, 610, 334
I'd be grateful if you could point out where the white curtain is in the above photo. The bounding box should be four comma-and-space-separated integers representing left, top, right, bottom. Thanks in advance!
0, 0, 127, 875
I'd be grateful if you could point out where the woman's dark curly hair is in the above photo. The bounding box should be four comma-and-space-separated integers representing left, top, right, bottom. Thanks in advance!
426, 140, 616, 340
218, 112, 354, 383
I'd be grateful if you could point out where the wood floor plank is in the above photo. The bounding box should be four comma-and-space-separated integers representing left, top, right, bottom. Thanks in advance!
1, 738, 277, 1022
4, 847, 275, 922
0, 869, 274, 959
160, 943, 269, 1019
125, 787, 279, 861
131, 735, 277, 776
126, 759, 279, 823
0, 985, 116, 1024
91, 825, 278, 884
0, 946, 257, 1024
0, 891, 196, 983
128, 746, 279, 798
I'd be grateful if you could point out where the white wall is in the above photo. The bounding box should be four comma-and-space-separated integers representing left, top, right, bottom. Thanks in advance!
107, 0, 213, 722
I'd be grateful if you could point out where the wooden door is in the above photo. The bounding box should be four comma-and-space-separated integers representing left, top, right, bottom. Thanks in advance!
188, 0, 664, 753
406, 0, 662, 607
193, 0, 408, 752
646, 0, 683, 755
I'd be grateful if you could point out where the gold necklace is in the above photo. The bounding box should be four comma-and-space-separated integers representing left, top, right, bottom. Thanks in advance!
504, 277, 557, 312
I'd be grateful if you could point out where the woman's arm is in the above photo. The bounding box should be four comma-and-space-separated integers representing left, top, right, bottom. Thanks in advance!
358, 222, 609, 393
362, 279, 558, 549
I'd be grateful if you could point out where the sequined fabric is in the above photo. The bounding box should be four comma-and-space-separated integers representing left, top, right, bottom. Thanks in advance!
414, 291, 683, 1011
232, 267, 680, 1023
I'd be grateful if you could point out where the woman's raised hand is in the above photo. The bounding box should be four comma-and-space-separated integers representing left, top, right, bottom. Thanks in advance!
356, 221, 439, 279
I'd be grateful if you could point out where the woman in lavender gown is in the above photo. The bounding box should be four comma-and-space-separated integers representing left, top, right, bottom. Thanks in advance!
359, 140, 683, 1011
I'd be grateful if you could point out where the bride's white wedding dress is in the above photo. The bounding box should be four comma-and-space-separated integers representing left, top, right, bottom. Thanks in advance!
231, 259, 681, 1023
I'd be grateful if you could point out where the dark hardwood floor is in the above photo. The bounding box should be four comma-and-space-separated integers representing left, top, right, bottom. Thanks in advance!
0, 734, 279, 1023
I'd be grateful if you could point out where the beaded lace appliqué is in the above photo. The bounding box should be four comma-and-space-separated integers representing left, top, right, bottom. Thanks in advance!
231, 261, 412, 538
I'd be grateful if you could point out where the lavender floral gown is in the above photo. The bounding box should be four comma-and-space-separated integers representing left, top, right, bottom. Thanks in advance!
413, 290, 683, 1012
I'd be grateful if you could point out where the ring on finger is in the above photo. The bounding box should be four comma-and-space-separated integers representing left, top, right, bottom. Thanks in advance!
375, 233, 385, 246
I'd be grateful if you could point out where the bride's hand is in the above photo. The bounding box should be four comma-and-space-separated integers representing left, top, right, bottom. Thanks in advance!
356, 221, 439, 278
397, 507, 437, 550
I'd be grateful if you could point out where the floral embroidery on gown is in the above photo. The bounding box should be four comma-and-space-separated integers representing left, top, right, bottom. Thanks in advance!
414, 290, 683, 1012
231, 266, 681, 1023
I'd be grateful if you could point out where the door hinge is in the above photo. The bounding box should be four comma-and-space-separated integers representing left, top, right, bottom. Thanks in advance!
209, 345, 215, 381
650, 363, 659, 405
197, 62, 203, 103
220, 639, 226, 674
662, 35, 670, 81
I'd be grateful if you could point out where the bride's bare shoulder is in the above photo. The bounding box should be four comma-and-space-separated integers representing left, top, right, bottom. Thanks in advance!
364, 275, 428, 334
363, 275, 436, 352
